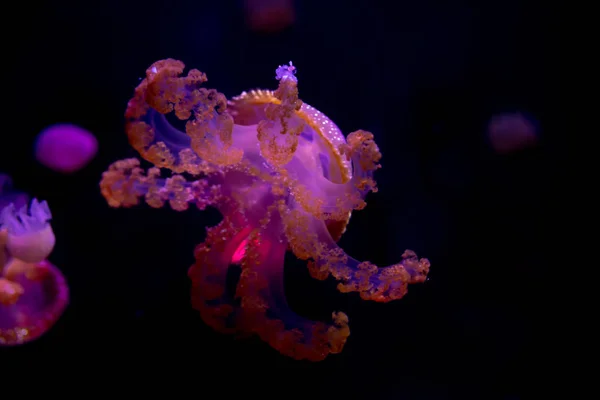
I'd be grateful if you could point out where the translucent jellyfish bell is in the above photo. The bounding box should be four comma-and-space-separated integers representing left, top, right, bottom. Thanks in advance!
1, 199, 56, 263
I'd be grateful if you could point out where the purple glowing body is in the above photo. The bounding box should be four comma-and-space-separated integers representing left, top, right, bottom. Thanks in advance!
35, 124, 98, 173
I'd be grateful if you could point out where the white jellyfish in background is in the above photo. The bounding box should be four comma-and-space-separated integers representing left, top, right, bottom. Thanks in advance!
0, 174, 68, 346
1, 198, 55, 263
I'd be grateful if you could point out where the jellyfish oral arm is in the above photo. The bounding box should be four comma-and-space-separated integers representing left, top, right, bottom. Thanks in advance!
188, 206, 350, 361
235, 214, 350, 360
100, 158, 227, 212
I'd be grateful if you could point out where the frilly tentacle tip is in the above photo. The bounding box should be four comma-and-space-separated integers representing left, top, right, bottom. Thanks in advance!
275, 61, 297, 82
0, 198, 52, 235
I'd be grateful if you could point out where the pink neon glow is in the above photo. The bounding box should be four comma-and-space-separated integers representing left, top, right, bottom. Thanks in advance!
231, 238, 249, 264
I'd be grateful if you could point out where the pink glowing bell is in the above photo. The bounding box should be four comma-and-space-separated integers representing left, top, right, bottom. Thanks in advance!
35, 124, 98, 173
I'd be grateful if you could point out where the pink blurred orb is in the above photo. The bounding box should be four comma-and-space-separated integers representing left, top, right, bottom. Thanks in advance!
487, 112, 539, 155
35, 124, 98, 173
244, 0, 295, 33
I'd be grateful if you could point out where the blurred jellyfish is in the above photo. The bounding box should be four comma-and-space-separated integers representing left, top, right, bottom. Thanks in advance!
35, 124, 98, 173
0, 174, 68, 346
487, 112, 539, 155
243, 0, 295, 33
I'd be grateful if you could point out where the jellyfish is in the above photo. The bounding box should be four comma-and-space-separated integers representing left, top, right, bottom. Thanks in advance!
0, 174, 68, 346
35, 123, 98, 173
100, 59, 430, 361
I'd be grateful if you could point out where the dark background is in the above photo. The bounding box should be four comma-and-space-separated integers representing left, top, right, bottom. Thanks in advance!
2, 0, 560, 397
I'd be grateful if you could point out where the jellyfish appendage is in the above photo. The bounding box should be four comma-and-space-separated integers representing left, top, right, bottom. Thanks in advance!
125, 59, 243, 174
99, 158, 224, 211
282, 205, 430, 303
188, 212, 253, 334
232, 216, 350, 361
257, 62, 305, 167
